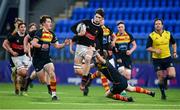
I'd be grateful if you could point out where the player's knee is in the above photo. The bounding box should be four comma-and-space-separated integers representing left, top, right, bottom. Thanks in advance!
49, 72, 56, 79
126, 84, 135, 92
125, 69, 131, 80
74, 64, 83, 75
39, 79, 46, 84
168, 72, 176, 78
74, 69, 81, 75
118, 66, 125, 74
85, 55, 92, 64
17, 68, 27, 77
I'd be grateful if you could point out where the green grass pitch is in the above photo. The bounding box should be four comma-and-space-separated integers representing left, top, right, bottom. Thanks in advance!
0, 83, 180, 110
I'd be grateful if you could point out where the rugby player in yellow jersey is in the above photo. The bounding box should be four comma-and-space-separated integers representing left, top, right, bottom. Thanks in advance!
146, 19, 178, 100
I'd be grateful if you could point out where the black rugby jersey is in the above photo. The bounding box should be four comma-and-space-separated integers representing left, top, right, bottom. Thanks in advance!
71, 19, 103, 52
33, 29, 58, 59
7, 32, 27, 56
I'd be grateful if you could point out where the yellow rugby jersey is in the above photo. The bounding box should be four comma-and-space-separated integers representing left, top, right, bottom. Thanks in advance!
115, 32, 134, 51
146, 30, 176, 59
41, 31, 54, 42
34, 29, 58, 44
101, 25, 113, 44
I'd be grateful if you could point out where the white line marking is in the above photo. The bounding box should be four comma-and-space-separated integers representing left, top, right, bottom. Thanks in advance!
1, 108, 178, 110
30, 102, 180, 107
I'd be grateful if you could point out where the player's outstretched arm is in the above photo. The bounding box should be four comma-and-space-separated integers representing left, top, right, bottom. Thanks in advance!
69, 39, 75, 54
53, 39, 70, 49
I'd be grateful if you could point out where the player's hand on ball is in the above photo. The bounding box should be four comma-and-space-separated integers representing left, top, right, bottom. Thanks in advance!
76, 23, 86, 36
78, 30, 86, 36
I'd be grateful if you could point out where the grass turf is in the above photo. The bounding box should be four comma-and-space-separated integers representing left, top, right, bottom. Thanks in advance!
0, 83, 180, 110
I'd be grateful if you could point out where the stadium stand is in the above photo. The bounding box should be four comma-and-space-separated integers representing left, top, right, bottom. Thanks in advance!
55, 0, 180, 61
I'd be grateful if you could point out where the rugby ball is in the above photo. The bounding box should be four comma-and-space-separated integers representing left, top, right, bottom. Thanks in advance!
76, 23, 86, 33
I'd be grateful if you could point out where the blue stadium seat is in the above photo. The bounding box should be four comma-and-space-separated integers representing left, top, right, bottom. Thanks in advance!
147, 0, 153, 7
174, 33, 180, 37
167, 0, 173, 7
160, 0, 166, 7
136, 39, 142, 46
132, 52, 137, 59
175, 21, 180, 33
174, 0, 180, 7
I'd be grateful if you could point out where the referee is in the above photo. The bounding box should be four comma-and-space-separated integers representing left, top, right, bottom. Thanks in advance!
146, 19, 178, 100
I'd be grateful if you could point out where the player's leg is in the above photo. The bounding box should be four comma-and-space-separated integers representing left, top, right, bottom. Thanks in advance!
164, 57, 176, 89
121, 56, 132, 80
45, 71, 51, 95
73, 57, 83, 76
36, 69, 46, 84
12, 56, 28, 95
91, 71, 101, 79
153, 59, 166, 99
74, 57, 87, 91
100, 73, 110, 92
116, 61, 127, 95
73, 44, 87, 76
44, 63, 58, 100
80, 49, 94, 95
22, 56, 34, 93
164, 67, 176, 89
10, 66, 19, 95
74, 56, 91, 91
157, 70, 167, 99
123, 68, 131, 80
84, 50, 93, 74
117, 66, 128, 96
126, 84, 155, 97
36, 68, 52, 96
105, 84, 133, 102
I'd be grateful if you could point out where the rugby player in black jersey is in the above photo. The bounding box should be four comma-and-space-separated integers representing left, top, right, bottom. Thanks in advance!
31, 15, 69, 101
91, 49, 155, 102
71, 8, 104, 92
2, 18, 23, 95
3, 23, 31, 95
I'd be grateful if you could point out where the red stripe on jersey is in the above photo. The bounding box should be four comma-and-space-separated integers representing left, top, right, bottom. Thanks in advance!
85, 31, 95, 40
11, 43, 24, 50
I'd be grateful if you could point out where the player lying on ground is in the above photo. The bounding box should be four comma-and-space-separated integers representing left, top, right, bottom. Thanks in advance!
90, 50, 155, 102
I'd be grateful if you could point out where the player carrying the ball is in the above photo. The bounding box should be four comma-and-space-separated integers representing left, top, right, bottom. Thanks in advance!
71, 8, 104, 93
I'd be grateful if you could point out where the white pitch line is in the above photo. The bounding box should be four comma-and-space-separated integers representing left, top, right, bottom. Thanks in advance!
30, 102, 180, 107
0, 109, 178, 110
